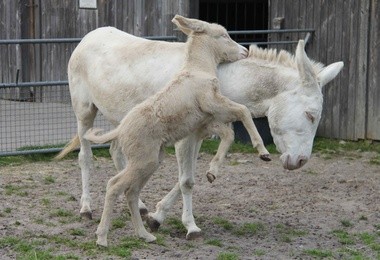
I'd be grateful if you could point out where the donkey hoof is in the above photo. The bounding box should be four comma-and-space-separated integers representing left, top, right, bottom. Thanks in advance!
206, 172, 216, 183
186, 231, 202, 240
140, 208, 149, 221
96, 238, 108, 248
146, 216, 161, 232
259, 154, 271, 161
142, 233, 157, 243
80, 211, 93, 220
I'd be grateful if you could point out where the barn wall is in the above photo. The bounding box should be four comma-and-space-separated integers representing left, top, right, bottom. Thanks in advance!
0, 0, 193, 102
269, 0, 379, 141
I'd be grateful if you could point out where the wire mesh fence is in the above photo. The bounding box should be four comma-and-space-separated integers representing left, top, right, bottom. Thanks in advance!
0, 84, 112, 156
0, 30, 313, 156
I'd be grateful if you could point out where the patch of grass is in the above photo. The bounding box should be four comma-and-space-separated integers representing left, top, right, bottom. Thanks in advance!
332, 229, 355, 245
217, 252, 239, 260
50, 209, 74, 218
369, 155, 380, 165
4, 184, 28, 196
4, 207, 12, 213
234, 222, 266, 236
359, 232, 380, 252
205, 239, 223, 247
303, 248, 333, 258
0, 236, 79, 260
154, 234, 166, 246
275, 224, 308, 243
41, 198, 51, 206
108, 237, 147, 258
44, 175, 56, 184
252, 249, 265, 256
359, 215, 368, 221
313, 138, 380, 158
213, 217, 234, 231
69, 228, 85, 236
341, 219, 354, 228
166, 217, 187, 233
303, 169, 318, 175
112, 217, 127, 229
2, 138, 379, 167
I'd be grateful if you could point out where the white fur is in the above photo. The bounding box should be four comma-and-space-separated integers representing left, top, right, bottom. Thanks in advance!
84, 15, 269, 246
56, 21, 343, 240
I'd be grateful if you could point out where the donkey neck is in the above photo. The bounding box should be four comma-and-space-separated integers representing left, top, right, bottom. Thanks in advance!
218, 61, 299, 117
182, 36, 219, 76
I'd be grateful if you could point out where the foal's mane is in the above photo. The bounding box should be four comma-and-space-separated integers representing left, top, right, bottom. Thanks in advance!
247, 45, 324, 74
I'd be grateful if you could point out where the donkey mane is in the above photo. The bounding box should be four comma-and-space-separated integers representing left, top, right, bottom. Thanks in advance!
248, 44, 324, 74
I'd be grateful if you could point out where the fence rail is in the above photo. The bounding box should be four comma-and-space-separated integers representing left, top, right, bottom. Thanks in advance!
0, 29, 313, 156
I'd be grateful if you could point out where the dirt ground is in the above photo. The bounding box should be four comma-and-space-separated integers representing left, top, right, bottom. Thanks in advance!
0, 150, 379, 259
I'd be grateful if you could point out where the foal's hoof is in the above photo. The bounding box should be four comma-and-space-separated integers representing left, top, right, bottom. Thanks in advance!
259, 154, 271, 161
146, 216, 161, 232
206, 171, 216, 183
140, 208, 149, 221
186, 231, 202, 240
80, 211, 93, 220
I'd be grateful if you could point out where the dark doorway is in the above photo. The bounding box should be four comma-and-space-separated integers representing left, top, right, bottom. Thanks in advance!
199, 0, 268, 45
199, 0, 273, 146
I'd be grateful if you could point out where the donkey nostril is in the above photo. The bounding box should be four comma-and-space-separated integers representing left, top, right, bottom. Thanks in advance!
297, 156, 308, 168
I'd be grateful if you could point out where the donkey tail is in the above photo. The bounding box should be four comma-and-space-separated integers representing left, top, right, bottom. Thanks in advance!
84, 127, 119, 144
54, 135, 80, 160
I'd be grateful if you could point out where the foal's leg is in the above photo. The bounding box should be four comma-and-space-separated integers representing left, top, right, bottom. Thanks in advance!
110, 140, 149, 218
201, 93, 270, 160
205, 122, 235, 183
96, 154, 160, 246
74, 102, 98, 219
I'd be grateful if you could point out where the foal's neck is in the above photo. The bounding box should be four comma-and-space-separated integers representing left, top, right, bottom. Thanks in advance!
183, 35, 219, 76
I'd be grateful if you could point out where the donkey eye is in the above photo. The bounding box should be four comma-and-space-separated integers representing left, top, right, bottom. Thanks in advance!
305, 111, 315, 123
222, 34, 229, 38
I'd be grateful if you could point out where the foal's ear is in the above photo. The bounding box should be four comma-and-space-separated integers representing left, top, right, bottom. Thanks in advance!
317, 61, 344, 87
172, 15, 206, 35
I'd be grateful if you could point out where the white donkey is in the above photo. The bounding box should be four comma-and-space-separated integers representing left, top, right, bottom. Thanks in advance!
57, 20, 343, 239
84, 15, 270, 246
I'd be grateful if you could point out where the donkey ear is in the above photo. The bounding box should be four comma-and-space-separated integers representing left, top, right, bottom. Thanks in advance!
172, 15, 205, 35
317, 61, 344, 87
296, 40, 317, 85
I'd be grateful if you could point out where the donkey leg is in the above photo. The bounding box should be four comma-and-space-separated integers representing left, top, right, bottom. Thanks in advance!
147, 135, 202, 239
75, 104, 98, 219
147, 183, 181, 231
110, 140, 149, 219
206, 122, 234, 183
178, 135, 203, 239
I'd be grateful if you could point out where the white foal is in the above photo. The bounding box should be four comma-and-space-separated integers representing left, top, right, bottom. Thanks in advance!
84, 15, 269, 246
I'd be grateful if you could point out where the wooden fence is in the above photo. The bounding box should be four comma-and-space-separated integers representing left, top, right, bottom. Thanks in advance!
269, 0, 380, 141
1, 0, 379, 141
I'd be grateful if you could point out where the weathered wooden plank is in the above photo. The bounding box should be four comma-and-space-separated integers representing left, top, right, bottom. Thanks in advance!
355, 0, 370, 139
367, 0, 380, 139
324, 0, 336, 138
331, 0, 343, 139
316, 0, 329, 136
346, 0, 359, 140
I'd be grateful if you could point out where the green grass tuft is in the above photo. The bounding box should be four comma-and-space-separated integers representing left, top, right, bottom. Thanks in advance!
205, 239, 223, 247
213, 217, 234, 231
217, 252, 239, 260
304, 248, 333, 258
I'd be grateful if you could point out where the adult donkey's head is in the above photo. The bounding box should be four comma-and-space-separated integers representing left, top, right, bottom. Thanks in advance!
267, 40, 343, 170
172, 15, 248, 63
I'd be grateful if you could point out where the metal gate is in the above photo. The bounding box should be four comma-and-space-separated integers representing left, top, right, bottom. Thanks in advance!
0, 29, 313, 156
